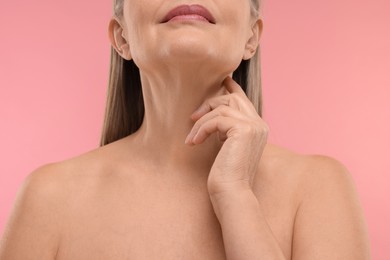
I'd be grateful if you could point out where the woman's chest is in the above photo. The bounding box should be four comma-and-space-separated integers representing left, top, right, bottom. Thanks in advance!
56, 175, 296, 259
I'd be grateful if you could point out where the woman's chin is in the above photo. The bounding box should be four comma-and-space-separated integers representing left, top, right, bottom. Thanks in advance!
163, 50, 214, 63
135, 42, 242, 74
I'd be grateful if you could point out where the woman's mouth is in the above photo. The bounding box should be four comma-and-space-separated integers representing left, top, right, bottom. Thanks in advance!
161, 4, 216, 24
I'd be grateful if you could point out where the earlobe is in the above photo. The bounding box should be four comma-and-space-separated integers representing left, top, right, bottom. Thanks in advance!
108, 17, 132, 60
243, 18, 263, 60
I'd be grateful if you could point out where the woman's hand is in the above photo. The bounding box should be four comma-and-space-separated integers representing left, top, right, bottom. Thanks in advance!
185, 76, 269, 197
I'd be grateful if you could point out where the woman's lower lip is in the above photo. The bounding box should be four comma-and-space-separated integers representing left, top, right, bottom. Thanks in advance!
167, 14, 210, 23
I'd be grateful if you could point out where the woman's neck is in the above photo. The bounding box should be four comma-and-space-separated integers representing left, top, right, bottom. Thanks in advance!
128, 68, 233, 176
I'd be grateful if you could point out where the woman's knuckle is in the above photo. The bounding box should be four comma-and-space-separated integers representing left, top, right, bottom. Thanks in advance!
240, 124, 253, 135
217, 105, 229, 113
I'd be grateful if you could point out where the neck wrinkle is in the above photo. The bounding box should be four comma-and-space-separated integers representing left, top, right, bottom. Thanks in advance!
128, 68, 231, 176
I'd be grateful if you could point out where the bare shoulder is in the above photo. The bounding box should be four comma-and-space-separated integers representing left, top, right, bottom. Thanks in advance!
263, 143, 371, 259
17, 140, 127, 196
262, 143, 360, 190
0, 142, 119, 259
0, 162, 68, 259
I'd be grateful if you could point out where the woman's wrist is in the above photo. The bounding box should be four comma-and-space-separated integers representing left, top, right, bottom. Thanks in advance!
208, 185, 255, 221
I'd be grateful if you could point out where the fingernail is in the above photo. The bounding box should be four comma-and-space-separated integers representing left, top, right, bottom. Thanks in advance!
192, 106, 203, 116
185, 134, 192, 144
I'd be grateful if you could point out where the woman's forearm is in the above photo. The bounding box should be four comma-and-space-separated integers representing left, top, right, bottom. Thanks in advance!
210, 189, 287, 260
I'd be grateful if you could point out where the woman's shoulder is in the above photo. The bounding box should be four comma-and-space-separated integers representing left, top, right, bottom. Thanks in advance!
260, 143, 370, 258
262, 142, 353, 182
32, 138, 130, 179
18, 142, 120, 208
0, 141, 129, 258
259, 142, 358, 208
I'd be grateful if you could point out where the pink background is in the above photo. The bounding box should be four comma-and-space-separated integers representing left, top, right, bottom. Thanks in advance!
1, 0, 389, 258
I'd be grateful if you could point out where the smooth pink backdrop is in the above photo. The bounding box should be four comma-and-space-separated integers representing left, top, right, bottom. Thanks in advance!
1, 0, 389, 258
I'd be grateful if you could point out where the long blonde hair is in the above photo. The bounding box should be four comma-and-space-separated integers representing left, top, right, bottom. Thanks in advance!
100, 0, 262, 146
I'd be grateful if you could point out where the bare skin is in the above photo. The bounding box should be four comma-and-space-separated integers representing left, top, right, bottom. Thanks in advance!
0, 0, 370, 258
0, 138, 370, 259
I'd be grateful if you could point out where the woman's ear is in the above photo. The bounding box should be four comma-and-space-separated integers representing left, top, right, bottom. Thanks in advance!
242, 18, 263, 60
108, 17, 132, 60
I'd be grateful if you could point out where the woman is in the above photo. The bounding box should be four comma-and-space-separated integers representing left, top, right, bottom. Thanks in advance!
0, 0, 370, 259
